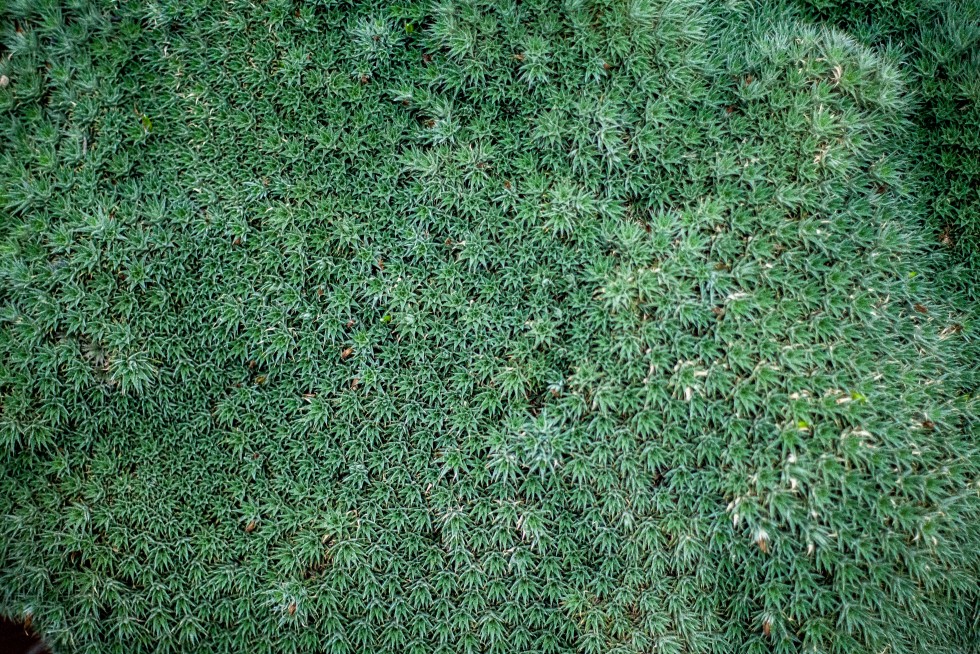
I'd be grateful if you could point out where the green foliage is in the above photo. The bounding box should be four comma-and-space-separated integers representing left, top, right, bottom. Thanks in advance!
789, 0, 980, 290
1, 1, 978, 653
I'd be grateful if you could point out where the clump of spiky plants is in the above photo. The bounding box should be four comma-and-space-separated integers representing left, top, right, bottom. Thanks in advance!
1, 0, 978, 653
788, 0, 980, 293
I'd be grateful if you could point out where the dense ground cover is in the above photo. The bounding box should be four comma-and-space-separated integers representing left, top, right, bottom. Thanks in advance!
1, 0, 978, 652
792, 0, 980, 292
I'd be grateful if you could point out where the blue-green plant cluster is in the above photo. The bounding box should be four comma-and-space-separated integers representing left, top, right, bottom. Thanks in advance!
1, 0, 978, 653
791, 0, 980, 290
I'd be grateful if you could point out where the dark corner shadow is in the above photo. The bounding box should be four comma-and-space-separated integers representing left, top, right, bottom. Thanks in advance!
0, 617, 48, 654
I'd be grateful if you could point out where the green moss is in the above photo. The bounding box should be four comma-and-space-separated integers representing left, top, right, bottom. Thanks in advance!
790, 0, 980, 292
1, 1, 978, 652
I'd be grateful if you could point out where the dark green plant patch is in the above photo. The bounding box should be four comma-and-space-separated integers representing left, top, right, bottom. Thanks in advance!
790, 0, 980, 290
1, 1, 978, 652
